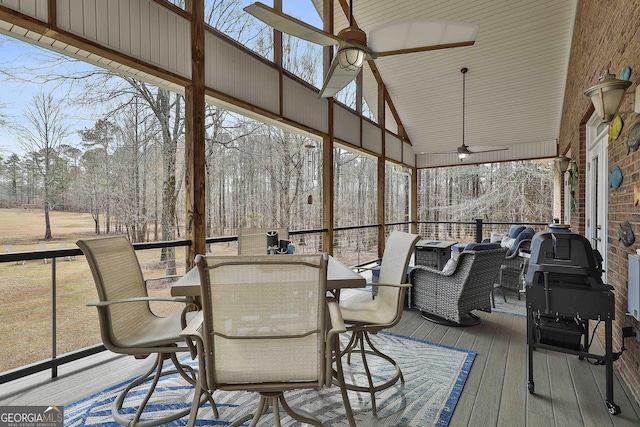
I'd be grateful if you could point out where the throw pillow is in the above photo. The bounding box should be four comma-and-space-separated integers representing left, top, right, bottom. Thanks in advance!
442, 258, 457, 274
490, 232, 504, 243
501, 235, 516, 249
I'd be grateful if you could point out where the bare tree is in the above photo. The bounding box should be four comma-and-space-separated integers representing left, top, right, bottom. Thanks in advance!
107, 94, 162, 242
2, 153, 22, 206
417, 161, 554, 239
79, 148, 104, 234
79, 119, 117, 233
17, 92, 70, 239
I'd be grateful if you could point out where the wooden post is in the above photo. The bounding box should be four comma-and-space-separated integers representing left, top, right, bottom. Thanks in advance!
411, 166, 418, 234
322, 0, 334, 255
184, 0, 206, 268
377, 82, 386, 257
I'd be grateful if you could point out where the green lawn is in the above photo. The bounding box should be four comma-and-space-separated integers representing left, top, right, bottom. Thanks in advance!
0, 208, 190, 373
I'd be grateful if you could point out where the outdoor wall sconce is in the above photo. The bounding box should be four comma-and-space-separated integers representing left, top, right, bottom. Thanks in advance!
584, 69, 632, 123
554, 155, 571, 174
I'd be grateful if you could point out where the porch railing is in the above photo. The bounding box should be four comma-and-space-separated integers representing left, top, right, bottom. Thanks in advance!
0, 219, 548, 384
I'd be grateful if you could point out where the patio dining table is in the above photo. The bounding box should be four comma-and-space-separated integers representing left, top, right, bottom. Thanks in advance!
170, 254, 366, 297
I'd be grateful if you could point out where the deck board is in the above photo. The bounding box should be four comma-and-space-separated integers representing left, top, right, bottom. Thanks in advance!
2, 308, 640, 426
469, 312, 511, 426
496, 313, 527, 427
449, 312, 497, 426
547, 351, 584, 427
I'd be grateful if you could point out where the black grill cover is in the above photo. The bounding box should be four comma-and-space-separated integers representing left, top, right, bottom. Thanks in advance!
525, 230, 606, 289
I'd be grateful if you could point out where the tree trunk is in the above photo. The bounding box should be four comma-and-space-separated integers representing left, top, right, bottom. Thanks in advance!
44, 199, 52, 240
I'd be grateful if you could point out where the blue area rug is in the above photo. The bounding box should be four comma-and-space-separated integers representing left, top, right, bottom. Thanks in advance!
65, 332, 475, 426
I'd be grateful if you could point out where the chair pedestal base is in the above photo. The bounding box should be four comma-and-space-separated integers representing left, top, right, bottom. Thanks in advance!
420, 311, 481, 327
229, 392, 322, 427
336, 330, 404, 414
113, 352, 216, 427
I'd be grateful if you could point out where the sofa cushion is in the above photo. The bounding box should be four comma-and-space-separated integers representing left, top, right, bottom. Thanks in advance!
508, 225, 526, 238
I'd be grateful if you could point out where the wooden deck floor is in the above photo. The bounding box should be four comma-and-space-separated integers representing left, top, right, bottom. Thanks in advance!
2, 308, 640, 427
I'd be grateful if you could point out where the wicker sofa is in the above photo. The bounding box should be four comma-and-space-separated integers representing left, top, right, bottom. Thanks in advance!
410, 247, 507, 326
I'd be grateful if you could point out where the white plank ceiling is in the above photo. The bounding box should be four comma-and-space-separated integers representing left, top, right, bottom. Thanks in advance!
312, 0, 577, 166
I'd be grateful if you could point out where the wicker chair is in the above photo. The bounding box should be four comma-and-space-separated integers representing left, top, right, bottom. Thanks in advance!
181, 254, 356, 427
338, 231, 421, 414
495, 238, 532, 304
77, 236, 215, 426
410, 247, 507, 326
237, 227, 288, 255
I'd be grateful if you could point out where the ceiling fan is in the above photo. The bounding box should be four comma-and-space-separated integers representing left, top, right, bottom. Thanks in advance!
244, 1, 479, 98
449, 67, 507, 161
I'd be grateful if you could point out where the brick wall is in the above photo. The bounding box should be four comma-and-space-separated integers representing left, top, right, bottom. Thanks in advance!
559, 0, 640, 405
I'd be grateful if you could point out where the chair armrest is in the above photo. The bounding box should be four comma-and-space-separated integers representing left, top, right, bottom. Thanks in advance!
326, 298, 346, 334
373, 282, 411, 288
180, 311, 204, 359
180, 311, 204, 340
410, 264, 453, 277
87, 296, 199, 307
506, 239, 532, 258
325, 298, 346, 386
144, 274, 183, 284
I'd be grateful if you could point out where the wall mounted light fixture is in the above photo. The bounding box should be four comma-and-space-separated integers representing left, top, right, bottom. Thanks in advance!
554, 155, 571, 175
584, 69, 632, 123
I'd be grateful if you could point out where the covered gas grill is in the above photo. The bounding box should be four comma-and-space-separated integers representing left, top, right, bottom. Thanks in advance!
524, 227, 620, 415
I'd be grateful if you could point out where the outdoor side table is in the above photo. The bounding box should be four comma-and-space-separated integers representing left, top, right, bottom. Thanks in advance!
414, 240, 457, 270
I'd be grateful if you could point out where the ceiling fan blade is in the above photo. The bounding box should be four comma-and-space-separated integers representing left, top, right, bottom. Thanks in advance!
244, 2, 341, 47
467, 146, 509, 154
369, 18, 479, 57
431, 146, 508, 155
376, 41, 475, 57
318, 55, 361, 98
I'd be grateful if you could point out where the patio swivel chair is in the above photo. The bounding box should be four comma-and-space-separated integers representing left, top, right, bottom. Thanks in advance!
337, 230, 421, 414
411, 246, 507, 326
495, 233, 533, 305
181, 254, 356, 427
77, 236, 216, 427
237, 227, 289, 255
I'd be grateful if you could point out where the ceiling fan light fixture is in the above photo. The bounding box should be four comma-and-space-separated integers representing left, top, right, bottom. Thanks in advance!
337, 46, 366, 71
458, 67, 471, 161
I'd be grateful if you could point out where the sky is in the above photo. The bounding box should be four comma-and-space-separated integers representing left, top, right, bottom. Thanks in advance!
282, 0, 322, 26
0, 36, 100, 157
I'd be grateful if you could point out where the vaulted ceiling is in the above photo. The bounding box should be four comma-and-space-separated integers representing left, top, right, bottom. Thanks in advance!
312, 0, 577, 167
0, 0, 577, 168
